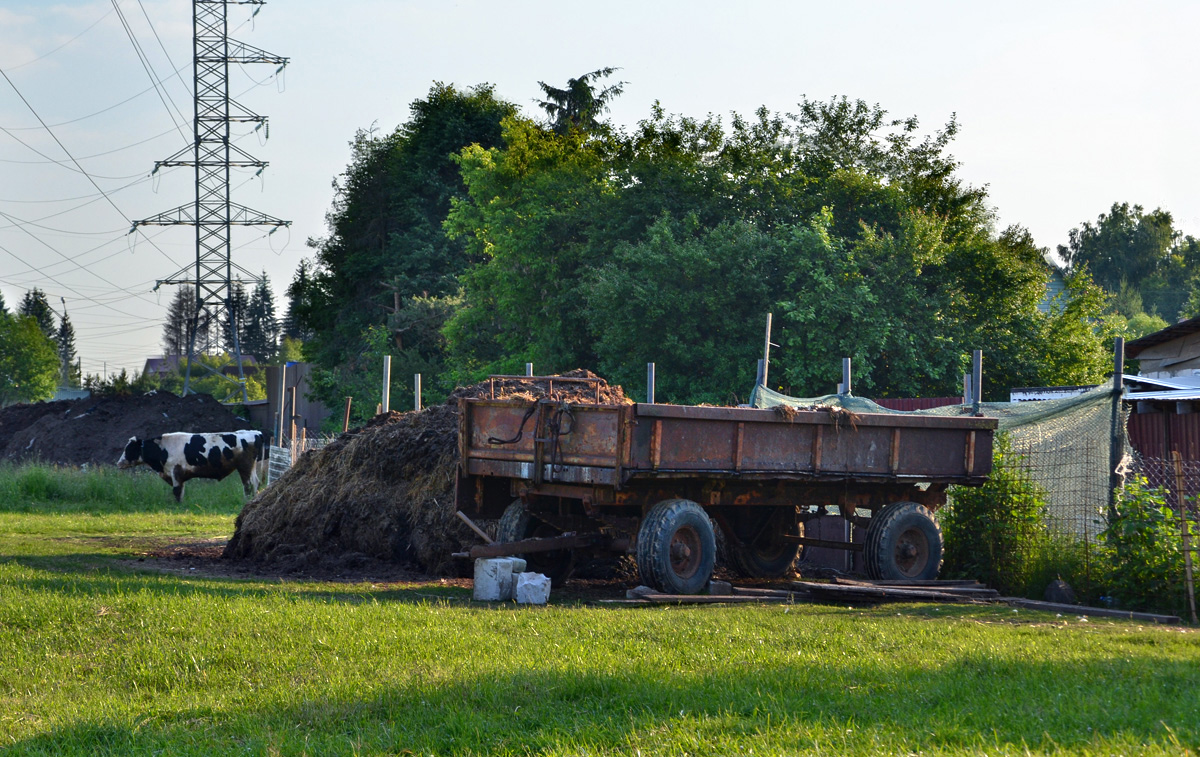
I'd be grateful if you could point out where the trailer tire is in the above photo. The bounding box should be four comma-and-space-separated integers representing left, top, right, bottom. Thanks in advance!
864, 501, 943, 580
728, 507, 802, 579
497, 500, 575, 587
636, 499, 716, 594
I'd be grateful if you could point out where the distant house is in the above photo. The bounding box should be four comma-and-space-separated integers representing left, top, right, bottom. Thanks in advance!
142, 354, 260, 378
220, 355, 259, 377
1125, 315, 1200, 385
1037, 267, 1067, 314
143, 355, 183, 377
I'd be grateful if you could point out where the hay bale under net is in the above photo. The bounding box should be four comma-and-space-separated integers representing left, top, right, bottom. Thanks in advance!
223, 370, 630, 575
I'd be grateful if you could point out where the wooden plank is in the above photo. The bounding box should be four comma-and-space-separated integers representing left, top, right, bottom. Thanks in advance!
832, 578, 984, 587
731, 587, 798, 598
635, 594, 790, 604
792, 581, 974, 603
1001, 598, 1182, 624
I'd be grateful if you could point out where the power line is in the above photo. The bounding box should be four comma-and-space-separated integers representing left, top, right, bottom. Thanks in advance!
2, 7, 116, 71
0, 63, 182, 268
109, 0, 191, 146
0, 124, 179, 164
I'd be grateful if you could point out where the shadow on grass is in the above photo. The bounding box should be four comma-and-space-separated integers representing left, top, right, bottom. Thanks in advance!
0, 553, 471, 605
5, 656, 1197, 755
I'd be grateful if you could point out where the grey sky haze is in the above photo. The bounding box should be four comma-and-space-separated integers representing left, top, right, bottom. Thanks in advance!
1, 0, 1197, 377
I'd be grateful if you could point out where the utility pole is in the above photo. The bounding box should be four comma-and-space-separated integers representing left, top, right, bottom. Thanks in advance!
135, 0, 288, 400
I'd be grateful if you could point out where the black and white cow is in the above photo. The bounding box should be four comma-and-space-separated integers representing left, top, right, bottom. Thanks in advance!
117, 430, 265, 502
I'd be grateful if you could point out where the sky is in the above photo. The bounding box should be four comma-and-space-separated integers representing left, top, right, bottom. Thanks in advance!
1, 0, 1197, 377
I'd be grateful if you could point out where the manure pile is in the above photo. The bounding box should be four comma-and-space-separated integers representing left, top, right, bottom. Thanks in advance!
223, 370, 630, 576
0, 391, 253, 466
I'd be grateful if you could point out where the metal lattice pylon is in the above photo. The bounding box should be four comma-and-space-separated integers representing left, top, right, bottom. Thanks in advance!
136, 0, 288, 399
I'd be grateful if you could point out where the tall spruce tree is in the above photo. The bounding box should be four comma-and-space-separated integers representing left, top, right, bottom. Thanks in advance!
0, 289, 8, 316
243, 273, 279, 362
222, 282, 250, 356
19, 288, 56, 340
56, 310, 78, 387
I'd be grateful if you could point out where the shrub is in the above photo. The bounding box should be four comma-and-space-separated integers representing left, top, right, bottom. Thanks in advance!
943, 434, 1070, 596
1100, 476, 1196, 617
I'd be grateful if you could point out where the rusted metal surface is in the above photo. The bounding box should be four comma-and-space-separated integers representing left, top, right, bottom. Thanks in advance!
461, 397, 995, 492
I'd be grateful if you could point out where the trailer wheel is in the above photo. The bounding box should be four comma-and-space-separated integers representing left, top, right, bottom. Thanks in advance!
728, 507, 802, 579
497, 500, 576, 587
636, 499, 716, 594
864, 501, 943, 580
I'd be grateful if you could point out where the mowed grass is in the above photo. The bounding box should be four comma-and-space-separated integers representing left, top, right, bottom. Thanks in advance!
0, 466, 1198, 755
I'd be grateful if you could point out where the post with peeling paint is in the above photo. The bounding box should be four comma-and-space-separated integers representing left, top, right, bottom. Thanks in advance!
381, 355, 391, 414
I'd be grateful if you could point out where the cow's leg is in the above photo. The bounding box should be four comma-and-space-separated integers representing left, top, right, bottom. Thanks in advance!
171, 466, 186, 502
239, 467, 255, 497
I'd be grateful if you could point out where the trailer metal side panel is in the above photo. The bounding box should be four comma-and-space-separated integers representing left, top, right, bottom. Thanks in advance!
460, 398, 995, 489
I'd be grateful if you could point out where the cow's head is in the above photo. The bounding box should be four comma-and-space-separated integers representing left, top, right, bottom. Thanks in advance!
117, 437, 143, 468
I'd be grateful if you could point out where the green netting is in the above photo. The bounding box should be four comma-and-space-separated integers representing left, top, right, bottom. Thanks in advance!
750, 378, 1126, 539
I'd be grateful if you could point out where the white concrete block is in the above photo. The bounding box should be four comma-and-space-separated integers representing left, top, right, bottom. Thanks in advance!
515, 572, 551, 605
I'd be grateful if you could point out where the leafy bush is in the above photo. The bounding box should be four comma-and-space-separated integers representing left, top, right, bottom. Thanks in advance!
943, 434, 1070, 596
1100, 476, 1196, 616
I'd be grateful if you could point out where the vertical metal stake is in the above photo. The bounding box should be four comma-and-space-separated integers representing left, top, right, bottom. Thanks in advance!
414, 374, 422, 412
647, 363, 656, 404
762, 313, 773, 387
1108, 337, 1125, 520
971, 350, 983, 416
525, 363, 534, 377
381, 355, 391, 414
842, 357, 852, 397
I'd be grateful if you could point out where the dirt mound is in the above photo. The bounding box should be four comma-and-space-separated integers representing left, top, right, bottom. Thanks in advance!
223, 370, 629, 575
0, 391, 254, 466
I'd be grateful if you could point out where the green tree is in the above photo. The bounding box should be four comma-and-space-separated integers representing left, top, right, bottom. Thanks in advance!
536, 67, 625, 135
0, 289, 8, 316
56, 310, 78, 387
282, 260, 314, 341
446, 116, 614, 379
0, 314, 60, 405
221, 282, 250, 356
300, 82, 517, 380
585, 217, 781, 403
243, 274, 280, 363
18, 288, 55, 340
1058, 202, 1196, 320
447, 95, 1106, 401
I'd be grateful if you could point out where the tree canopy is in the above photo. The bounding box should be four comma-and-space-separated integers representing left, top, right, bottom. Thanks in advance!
292, 79, 1123, 418
1059, 202, 1199, 323
0, 314, 60, 405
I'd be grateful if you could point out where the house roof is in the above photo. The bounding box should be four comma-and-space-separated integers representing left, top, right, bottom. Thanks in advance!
1126, 315, 1200, 358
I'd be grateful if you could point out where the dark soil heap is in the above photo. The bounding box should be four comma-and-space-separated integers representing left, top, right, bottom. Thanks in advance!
223, 370, 630, 576
0, 391, 253, 466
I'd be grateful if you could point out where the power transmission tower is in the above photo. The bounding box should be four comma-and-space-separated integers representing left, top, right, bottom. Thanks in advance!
136, 0, 289, 400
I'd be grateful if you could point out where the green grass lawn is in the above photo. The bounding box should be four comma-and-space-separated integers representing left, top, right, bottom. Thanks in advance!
0, 465, 1197, 755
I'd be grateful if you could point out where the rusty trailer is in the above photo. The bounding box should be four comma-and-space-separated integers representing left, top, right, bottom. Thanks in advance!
455, 377, 997, 594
